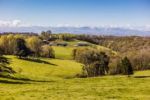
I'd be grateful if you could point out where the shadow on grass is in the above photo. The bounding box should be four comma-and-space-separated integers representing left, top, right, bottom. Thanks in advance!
20, 58, 57, 66
134, 76, 150, 78
0, 79, 30, 84
0, 74, 55, 83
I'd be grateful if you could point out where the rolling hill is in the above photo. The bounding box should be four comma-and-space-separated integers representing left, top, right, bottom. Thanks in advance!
0, 55, 150, 100
0, 40, 149, 100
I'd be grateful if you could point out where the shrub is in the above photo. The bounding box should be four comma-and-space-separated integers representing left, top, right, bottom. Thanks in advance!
41, 45, 55, 58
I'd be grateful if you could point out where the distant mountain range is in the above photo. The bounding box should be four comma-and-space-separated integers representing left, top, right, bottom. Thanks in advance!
0, 26, 150, 36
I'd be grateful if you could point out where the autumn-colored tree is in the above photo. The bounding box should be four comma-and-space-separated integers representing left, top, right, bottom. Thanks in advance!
0, 35, 8, 54
26, 36, 42, 57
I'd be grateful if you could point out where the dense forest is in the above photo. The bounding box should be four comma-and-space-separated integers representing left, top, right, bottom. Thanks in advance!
76, 35, 150, 71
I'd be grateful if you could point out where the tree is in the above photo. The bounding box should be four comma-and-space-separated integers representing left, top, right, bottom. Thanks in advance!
0, 34, 21, 55
7, 34, 17, 54
60, 33, 76, 41
0, 35, 8, 54
14, 38, 32, 58
121, 57, 133, 76
73, 48, 109, 77
26, 36, 42, 57
40, 30, 52, 41
41, 45, 55, 58
129, 48, 150, 70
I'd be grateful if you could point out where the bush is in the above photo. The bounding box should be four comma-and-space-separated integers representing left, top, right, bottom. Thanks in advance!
41, 45, 55, 58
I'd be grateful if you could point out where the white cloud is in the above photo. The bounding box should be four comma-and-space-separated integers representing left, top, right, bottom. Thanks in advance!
12, 20, 21, 26
0, 20, 149, 31
0, 20, 21, 27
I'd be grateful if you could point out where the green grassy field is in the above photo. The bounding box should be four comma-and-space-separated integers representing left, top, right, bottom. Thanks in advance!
52, 40, 117, 60
53, 46, 74, 60
0, 55, 150, 100
6, 56, 82, 80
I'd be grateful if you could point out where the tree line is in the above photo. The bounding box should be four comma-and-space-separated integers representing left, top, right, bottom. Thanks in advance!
0, 34, 55, 58
76, 35, 150, 71
73, 48, 133, 77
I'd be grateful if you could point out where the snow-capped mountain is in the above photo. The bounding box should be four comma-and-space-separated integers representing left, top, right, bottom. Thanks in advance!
0, 26, 149, 36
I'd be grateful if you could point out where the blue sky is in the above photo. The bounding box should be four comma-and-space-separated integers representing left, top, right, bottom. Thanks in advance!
0, 0, 150, 27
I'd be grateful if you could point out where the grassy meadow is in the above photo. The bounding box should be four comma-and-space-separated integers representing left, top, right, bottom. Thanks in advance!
0, 54, 150, 100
